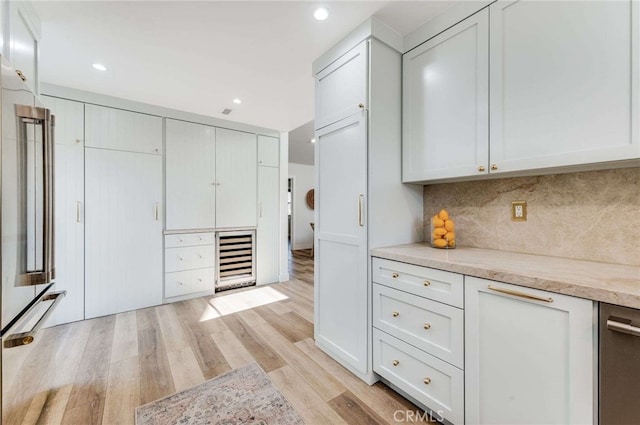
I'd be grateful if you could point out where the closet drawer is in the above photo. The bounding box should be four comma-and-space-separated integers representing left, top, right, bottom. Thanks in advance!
372, 258, 463, 308
165, 232, 215, 248
165, 268, 215, 298
373, 328, 464, 425
165, 245, 215, 272
373, 284, 463, 368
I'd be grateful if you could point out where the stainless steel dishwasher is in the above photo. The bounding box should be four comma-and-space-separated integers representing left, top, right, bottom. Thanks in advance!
600, 303, 640, 424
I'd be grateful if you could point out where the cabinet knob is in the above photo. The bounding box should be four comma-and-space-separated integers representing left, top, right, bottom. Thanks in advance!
423, 377, 431, 385
197, 278, 202, 282
491, 164, 498, 171
75, 139, 81, 144
391, 273, 399, 279
392, 311, 399, 317
358, 103, 365, 109
392, 360, 399, 366
423, 280, 431, 287
178, 257, 183, 261
177, 281, 184, 286
15, 70, 26, 82
478, 165, 486, 172
154, 148, 159, 152
424, 323, 431, 330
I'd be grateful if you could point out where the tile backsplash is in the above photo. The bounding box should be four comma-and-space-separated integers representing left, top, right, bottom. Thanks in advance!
423, 167, 640, 266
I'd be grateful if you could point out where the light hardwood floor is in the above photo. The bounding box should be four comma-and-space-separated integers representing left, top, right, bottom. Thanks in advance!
7, 250, 430, 425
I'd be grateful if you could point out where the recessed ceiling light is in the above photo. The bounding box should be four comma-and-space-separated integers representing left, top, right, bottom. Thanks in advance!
314, 7, 329, 21
310, 138, 316, 143
233, 98, 242, 104
92, 63, 107, 71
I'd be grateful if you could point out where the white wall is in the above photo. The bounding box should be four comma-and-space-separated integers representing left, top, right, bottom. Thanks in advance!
288, 162, 315, 250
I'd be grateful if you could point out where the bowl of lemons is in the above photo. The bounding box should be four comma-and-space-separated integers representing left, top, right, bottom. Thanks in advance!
431, 209, 456, 249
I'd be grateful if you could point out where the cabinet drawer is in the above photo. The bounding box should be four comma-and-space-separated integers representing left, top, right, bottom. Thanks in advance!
373, 284, 463, 368
165, 232, 215, 248
165, 245, 215, 272
373, 328, 464, 425
372, 258, 463, 308
165, 268, 214, 298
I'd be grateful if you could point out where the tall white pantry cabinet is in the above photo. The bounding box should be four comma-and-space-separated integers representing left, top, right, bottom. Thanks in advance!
313, 19, 424, 383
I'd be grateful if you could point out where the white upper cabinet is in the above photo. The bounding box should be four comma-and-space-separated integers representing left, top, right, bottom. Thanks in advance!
315, 41, 368, 129
257, 135, 279, 167
489, 0, 639, 173
9, 4, 39, 94
85, 104, 163, 155
165, 119, 216, 230
403, 9, 489, 182
215, 128, 257, 228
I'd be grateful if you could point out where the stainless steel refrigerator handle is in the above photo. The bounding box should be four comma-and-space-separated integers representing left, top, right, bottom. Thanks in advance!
607, 316, 640, 337
3, 290, 66, 348
15, 105, 56, 285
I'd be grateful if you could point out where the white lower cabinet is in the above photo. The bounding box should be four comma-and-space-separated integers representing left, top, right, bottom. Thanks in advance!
373, 329, 464, 425
372, 258, 464, 424
465, 276, 595, 425
164, 231, 215, 300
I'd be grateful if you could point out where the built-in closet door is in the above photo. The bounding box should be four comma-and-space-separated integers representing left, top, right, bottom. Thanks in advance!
257, 165, 279, 284
215, 128, 257, 228
165, 119, 216, 230
315, 112, 368, 375
43, 96, 85, 326
85, 149, 163, 318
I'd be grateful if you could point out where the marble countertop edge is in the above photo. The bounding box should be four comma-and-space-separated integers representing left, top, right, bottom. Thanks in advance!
370, 244, 640, 309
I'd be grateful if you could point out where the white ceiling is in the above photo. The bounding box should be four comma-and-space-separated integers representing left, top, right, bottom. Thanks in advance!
34, 1, 454, 132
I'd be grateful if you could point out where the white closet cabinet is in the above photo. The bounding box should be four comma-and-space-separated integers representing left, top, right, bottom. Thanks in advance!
257, 165, 279, 284
313, 30, 423, 383
165, 119, 216, 230
403, 9, 489, 182
465, 276, 595, 425
85, 104, 163, 155
215, 128, 257, 228
315, 41, 367, 130
489, 0, 639, 174
257, 135, 279, 167
44, 96, 85, 326
7, 2, 40, 94
85, 149, 163, 318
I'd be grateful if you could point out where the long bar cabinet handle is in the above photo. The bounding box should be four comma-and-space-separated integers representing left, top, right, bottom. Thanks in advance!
487, 285, 553, 303
358, 194, 364, 227
607, 317, 640, 337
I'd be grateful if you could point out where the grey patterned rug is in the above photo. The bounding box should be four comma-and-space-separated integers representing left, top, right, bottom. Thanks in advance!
135, 362, 305, 425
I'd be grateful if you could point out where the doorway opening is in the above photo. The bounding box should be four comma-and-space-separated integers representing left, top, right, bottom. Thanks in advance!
288, 178, 294, 251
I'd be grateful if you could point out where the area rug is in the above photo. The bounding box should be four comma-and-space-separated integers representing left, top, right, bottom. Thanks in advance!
135, 362, 305, 425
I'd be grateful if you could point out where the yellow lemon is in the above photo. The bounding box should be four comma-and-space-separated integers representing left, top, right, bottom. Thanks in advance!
434, 228, 447, 237
433, 238, 447, 248
433, 217, 445, 228
444, 219, 455, 232
448, 239, 456, 247
438, 209, 450, 220
444, 231, 456, 241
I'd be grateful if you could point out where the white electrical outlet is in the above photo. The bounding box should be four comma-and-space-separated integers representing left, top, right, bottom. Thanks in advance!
511, 201, 527, 222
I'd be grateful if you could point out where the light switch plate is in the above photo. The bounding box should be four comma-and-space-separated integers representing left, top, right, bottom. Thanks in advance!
511, 201, 527, 222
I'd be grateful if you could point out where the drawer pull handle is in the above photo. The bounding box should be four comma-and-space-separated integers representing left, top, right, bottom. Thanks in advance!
488, 285, 553, 303
423, 280, 431, 287
392, 360, 399, 366
423, 323, 431, 330
423, 377, 431, 385
392, 273, 399, 279
392, 312, 399, 317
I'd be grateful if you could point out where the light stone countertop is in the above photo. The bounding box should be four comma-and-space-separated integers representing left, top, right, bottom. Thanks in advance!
371, 244, 640, 309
